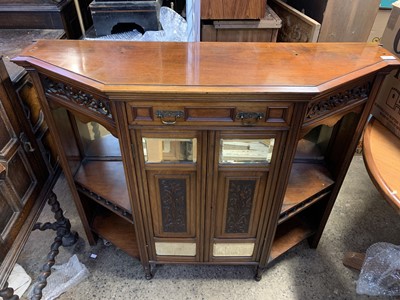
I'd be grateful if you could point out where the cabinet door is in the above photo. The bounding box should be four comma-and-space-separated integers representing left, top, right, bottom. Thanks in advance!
137, 130, 204, 262
0, 73, 46, 264
207, 131, 280, 262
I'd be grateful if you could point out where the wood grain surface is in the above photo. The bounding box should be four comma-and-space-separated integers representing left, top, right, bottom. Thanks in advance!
12, 41, 399, 94
363, 117, 400, 213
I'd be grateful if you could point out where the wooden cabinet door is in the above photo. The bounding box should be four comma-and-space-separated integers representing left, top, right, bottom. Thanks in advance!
0, 62, 47, 265
207, 131, 282, 262
136, 130, 205, 262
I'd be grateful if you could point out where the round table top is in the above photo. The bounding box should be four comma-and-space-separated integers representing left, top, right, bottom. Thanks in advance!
363, 116, 400, 214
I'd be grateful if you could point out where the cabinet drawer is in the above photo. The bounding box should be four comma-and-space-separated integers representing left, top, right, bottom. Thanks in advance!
126, 101, 293, 128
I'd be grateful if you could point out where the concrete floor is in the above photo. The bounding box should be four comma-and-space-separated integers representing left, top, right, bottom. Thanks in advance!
17, 156, 400, 299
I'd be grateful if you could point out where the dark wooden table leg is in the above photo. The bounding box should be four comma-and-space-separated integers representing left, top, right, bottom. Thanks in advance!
29, 191, 79, 300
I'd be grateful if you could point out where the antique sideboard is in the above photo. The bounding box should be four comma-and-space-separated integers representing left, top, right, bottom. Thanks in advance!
12, 41, 400, 280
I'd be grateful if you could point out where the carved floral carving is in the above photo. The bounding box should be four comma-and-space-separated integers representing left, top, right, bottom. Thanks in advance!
159, 178, 187, 233
225, 180, 256, 234
305, 83, 371, 120
43, 77, 112, 119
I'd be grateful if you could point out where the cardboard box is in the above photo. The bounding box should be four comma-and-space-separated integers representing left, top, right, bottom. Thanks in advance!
372, 70, 400, 138
371, 1, 400, 138
380, 1, 400, 57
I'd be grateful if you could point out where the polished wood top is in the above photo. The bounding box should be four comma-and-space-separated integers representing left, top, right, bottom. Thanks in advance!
12, 41, 400, 94
363, 117, 400, 213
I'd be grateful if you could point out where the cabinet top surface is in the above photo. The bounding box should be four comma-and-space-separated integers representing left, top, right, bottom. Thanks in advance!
12, 40, 400, 94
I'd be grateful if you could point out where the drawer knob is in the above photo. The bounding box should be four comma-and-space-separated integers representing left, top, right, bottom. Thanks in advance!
156, 110, 184, 125
236, 112, 265, 125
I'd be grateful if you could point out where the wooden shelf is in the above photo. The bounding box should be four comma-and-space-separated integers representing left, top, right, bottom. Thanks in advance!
74, 160, 131, 212
281, 163, 334, 215
92, 211, 140, 259
269, 216, 315, 262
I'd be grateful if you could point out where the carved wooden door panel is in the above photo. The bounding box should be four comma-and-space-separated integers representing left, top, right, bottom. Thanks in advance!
0, 69, 46, 265
137, 130, 205, 262
207, 130, 282, 262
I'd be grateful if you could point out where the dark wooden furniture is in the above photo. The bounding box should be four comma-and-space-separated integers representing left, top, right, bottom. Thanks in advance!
89, 0, 161, 37
0, 0, 93, 39
0, 29, 78, 298
12, 41, 400, 280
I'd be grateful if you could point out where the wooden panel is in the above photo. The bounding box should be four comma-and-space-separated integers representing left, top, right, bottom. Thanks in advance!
127, 101, 293, 127
214, 171, 268, 239
0, 115, 12, 150
0, 193, 14, 235
269, 0, 320, 42
318, 0, 381, 42
148, 172, 196, 237
201, 0, 265, 20
202, 6, 281, 42
7, 149, 35, 202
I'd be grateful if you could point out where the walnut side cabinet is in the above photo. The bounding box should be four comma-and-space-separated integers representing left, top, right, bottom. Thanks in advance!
12, 41, 400, 280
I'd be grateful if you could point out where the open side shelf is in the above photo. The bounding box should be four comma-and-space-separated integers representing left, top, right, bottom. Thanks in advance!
269, 216, 315, 262
280, 163, 334, 221
91, 207, 140, 259
74, 160, 132, 220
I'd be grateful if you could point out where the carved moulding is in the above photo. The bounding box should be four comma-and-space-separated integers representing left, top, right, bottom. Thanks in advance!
42, 76, 113, 120
305, 82, 371, 121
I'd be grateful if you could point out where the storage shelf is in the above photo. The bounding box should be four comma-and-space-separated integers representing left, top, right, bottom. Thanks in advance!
74, 160, 131, 213
269, 216, 315, 262
92, 210, 140, 259
281, 163, 334, 218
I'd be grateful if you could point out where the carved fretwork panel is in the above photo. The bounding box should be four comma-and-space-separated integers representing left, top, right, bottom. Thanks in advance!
214, 172, 268, 240
305, 81, 371, 123
159, 178, 187, 233
42, 76, 113, 121
225, 180, 256, 234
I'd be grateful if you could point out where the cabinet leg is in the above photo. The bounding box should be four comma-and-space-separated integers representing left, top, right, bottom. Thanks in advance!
144, 265, 153, 280
254, 266, 265, 281
0, 282, 19, 300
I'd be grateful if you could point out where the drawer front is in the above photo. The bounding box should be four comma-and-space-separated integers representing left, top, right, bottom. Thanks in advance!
126, 101, 293, 128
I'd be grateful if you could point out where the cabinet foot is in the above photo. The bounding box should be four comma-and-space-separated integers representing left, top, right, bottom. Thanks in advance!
0, 282, 19, 300
254, 266, 265, 281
